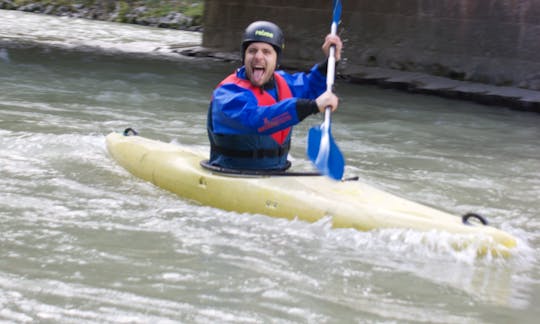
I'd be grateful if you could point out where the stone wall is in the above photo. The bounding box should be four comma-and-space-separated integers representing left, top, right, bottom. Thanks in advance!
203, 0, 540, 90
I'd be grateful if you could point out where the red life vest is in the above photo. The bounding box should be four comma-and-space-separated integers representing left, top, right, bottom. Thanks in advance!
218, 72, 293, 145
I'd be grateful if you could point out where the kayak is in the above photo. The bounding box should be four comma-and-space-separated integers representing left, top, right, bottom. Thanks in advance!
105, 131, 517, 257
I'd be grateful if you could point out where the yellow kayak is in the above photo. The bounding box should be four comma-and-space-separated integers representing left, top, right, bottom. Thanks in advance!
106, 131, 517, 257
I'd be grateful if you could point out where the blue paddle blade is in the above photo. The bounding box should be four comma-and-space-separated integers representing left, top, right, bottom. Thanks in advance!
332, 0, 342, 24
306, 126, 322, 161
306, 0, 345, 180
307, 124, 345, 180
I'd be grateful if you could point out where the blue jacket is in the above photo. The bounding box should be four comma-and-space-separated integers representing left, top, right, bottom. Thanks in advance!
208, 64, 326, 170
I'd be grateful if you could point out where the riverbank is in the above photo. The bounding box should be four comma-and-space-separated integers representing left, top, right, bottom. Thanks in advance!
2, 8, 539, 113
0, 9, 201, 61
345, 66, 540, 113
0, 0, 203, 31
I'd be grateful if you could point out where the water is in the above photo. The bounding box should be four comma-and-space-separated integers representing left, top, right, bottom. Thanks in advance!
1, 10, 540, 323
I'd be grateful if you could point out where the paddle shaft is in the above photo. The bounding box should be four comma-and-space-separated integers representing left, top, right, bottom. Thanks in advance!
318, 16, 338, 157
326, 22, 338, 91
324, 21, 338, 125
306, 0, 344, 180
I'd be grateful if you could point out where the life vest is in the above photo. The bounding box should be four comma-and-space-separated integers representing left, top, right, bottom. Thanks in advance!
207, 72, 294, 170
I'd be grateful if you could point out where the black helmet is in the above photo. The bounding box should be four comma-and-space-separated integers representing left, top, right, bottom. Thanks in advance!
241, 21, 284, 62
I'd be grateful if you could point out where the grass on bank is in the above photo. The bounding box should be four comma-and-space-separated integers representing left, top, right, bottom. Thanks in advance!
12, 0, 204, 24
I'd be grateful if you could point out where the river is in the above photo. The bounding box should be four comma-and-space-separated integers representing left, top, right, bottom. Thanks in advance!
1, 10, 539, 323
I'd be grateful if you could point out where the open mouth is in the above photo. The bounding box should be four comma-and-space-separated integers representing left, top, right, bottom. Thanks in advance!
252, 66, 265, 83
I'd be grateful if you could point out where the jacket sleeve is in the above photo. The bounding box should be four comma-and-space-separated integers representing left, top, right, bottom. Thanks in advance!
277, 63, 327, 100
211, 83, 301, 135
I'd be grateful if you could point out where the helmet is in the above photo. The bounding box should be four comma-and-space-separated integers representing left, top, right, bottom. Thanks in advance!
241, 21, 284, 62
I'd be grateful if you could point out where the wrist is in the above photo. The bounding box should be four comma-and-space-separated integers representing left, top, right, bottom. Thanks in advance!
296, 99, 320, 121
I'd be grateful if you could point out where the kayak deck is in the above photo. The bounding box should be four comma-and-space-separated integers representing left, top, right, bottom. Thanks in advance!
105, 132, 517, 257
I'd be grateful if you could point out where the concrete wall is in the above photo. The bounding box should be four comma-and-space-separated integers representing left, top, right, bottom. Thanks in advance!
203, 0, 540, 90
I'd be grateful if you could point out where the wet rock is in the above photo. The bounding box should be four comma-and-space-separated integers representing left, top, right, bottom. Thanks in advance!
0, 0, 16, 10
173, 46, 240, 62
55, 5, 71, 16
520, 74, 540, 91
133, 6, 147, 14
157, 12, 192, 29
43, 4, 55, 15
17, 3, 43, 12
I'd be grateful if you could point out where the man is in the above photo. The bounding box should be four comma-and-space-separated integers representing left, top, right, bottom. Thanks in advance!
207, 20, 342, 171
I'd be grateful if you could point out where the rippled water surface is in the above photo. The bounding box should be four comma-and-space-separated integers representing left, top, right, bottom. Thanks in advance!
1, 10, 539, 324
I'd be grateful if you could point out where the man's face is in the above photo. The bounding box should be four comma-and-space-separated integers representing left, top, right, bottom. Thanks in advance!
244, 42, 277, 87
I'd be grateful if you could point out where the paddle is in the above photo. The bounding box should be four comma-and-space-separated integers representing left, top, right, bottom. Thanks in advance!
307, 0, 345, 180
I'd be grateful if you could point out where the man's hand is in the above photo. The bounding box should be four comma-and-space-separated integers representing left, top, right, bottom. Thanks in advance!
322, 34, 343, 61
315, 90, 339, 113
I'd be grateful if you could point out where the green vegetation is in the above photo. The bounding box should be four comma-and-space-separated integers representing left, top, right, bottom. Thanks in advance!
144, 0, 204, 25
10, 1, 204, 26
115, 1, 130, 22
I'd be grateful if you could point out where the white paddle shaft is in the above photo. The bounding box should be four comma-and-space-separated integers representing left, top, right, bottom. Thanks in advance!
323, 21, 338, 128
